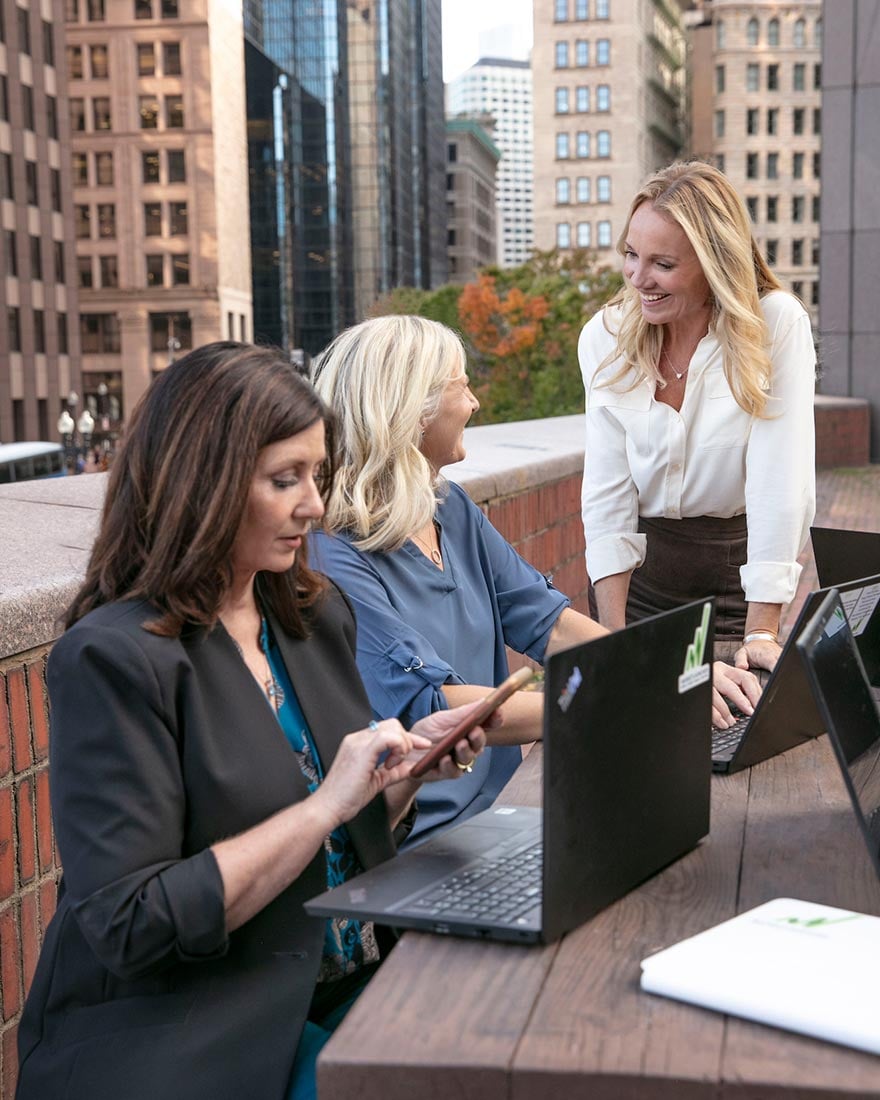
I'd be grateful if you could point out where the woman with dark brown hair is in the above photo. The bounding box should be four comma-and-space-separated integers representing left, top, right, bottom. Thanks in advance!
15, 342, 488, 1100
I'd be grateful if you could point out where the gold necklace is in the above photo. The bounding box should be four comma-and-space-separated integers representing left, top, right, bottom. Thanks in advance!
411, 525, 442, 566
661, 347, 690, 381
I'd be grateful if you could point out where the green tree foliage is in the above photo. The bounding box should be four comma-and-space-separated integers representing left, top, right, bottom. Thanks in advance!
368, 249, 623, 424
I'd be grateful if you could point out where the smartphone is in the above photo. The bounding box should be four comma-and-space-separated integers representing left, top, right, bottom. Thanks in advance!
408, 666, 536, 779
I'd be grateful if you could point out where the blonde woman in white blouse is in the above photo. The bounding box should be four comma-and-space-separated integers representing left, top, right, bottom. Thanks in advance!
580, 160, 816, 675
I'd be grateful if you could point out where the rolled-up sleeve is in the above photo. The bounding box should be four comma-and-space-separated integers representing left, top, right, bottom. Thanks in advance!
741, 306, 816, 604
48, 628, 229, 982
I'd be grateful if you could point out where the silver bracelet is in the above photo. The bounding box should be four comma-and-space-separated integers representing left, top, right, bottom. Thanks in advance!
743, 630, 778, 645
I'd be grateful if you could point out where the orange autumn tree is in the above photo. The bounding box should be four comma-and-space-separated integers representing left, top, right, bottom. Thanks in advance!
458, 275, 550, 420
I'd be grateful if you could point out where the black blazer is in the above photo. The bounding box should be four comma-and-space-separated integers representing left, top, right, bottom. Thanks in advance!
16, 584, 395, 1100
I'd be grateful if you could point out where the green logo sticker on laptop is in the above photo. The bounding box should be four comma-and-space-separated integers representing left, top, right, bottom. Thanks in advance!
678, 602, 712, 693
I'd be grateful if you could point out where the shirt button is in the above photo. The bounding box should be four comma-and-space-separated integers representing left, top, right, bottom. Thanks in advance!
671, 463, 681, 472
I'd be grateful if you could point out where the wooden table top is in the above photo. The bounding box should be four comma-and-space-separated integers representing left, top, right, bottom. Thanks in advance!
318, 737, 880, 1099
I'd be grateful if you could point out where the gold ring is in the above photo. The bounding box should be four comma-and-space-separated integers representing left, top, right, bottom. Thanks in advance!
455, 759, 473, 773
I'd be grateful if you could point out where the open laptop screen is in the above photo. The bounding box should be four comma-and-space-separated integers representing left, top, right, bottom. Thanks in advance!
798, 591, 880, 875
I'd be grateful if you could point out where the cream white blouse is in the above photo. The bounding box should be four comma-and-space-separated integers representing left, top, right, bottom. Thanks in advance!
579, 291, 817, 606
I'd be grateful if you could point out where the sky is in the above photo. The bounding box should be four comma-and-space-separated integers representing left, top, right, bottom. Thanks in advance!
441, 0, 533, 82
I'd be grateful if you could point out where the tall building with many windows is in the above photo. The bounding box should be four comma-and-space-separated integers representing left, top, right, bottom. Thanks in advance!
0, 0, 81, 442
446, 57, 533, 268
445, 117, 500, 281
66, 0, 252, 427
688, 1, 822, 324
532, 0, 687, 260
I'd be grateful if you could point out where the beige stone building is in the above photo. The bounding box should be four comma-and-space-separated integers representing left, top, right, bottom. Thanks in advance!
532, 0, 687, 261
446, 117, 500, 282
66, 0, 252, 427
688, 1, 822, 324
0, 0, 81, 443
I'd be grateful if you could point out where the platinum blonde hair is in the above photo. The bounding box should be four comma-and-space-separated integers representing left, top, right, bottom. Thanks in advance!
311, 315, 467, 552
604, 160, 783, 416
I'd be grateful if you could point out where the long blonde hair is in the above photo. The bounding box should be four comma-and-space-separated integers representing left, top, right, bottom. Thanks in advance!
604, 160, 783, 416
311, 315, 466, 552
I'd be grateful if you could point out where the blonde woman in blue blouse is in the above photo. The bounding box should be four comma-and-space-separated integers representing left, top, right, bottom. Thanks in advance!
580, 161, 816, 673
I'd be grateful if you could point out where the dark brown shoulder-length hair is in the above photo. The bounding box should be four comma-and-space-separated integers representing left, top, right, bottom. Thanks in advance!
65, 341, 337, 637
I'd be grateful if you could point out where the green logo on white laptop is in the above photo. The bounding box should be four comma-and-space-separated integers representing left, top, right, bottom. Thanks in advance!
678, 602, 712, 694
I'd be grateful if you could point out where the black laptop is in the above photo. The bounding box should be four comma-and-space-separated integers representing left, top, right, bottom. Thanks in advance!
305, 599, 714, 945
711, 573, 880, 774
811, 526, 880, 589
796, 590, 880, 879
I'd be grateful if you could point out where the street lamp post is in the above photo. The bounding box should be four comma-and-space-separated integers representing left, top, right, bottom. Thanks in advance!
57, 393, 96, 474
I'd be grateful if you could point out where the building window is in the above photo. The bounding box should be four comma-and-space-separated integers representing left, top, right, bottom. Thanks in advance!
716, 19, 725, 49
144, 202, 162, 235
556, 178, 571, 204
70, 97, 86, 131
555, 42, 569, 68
555, 0, 567, 21
576, 131, 590, 158
77, 255, 93, 287
161, 0, 179, 16
812, 195, 820, 222
166, 95, 184, 128
576, 86, 590, 112
816, 18, 823, 51
97, 203, 115, 238
766, 153, 778, 180
792, 195, 805, 223
792, 239, 804, 266
714, 110, 725, 138
1, 152, 14, 200
793, 63, 805, 92
1, 77, 10, 122
142, 150, 160, 183
8, 307, 21, 352
793, 152, 804, 180
791, 108, 806, 137
715, 65, 725, 94
172, 253, 189, 285
767, 108, 778, 136
814, 63, 822, 90
576, 222, 591, 247
597, 220, 612, 248
22, 85, 34, 130
167, 149, 185, 182
4, 231, 17, 277
792, 281, 803, 300
34, 310, 45, 353
766, 196, 777, 223
25, 161, 38, 205
746, 17, 759, 46
575, 0, 588, 17
811, 282, 819, 307
87, 0, 105, 20
95, 151, 113, 185
90, 43, 108, 77
596, 175, 610, 202
793, 18, 805, 48
51, 169, 61, 212
137, 42, 155, 74
716, 153, 725, 175
81, 313, 121, 353
18, 7, 31, 53
43, 20, 55, 65
556, 133, 570, 159
746, 196, 758, 222
575, 40, 588, 66
596, 0, 608, 17
73, 152, 88, 185
596, 39, 610, 65
146, 253, 164, 285
58, 313, 68, 353
29, 235, 42, 280
93, 96, 112, 129
67, 45, 83, 78
766, 239, 777, 266
447, 142, 456, 163
576, 176, 591, 203
140, 95, 159, 128
170, 201, 187, 235
811, 239, 819, 266
746, 108, 759, 136
768, 18, 780, 47
100, 255, 118, 287
746, 153, 758, 180
76, 205, 91, 239
163, 41, 181, 74
556, 222, 571, 248
65, 0, 79, 19
813, 152, 821, 179
597, 130, 610, 157
556, 87, 569, 114
149, 311, 191, 353
767, 64, 778, 91
135, 0, 152, 16
596, 84, 610, 111
54, 240, 64, 282
746, 64, 759, 93
813, 108, 821, 135
47, 94, 58, 138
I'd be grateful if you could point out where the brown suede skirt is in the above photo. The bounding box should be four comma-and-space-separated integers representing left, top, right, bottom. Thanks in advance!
590, 514, 748, 639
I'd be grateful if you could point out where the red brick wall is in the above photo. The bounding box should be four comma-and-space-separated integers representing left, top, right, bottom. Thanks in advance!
0, 650, 60, 1096
815, 402, 871, 469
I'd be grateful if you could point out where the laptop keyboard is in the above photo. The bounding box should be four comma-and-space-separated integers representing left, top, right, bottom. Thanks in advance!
405, 840, 543, 924
712, 711, 750, 759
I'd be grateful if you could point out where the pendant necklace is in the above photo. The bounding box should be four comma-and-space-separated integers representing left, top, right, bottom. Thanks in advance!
230, 618, 285, 711
662, 348, 690, 381
412, 525, 443, 567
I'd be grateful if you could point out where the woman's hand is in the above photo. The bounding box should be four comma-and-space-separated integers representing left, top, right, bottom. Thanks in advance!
711, 661, 762, 729
406, 700, 493, 782
733, 638, 782, 675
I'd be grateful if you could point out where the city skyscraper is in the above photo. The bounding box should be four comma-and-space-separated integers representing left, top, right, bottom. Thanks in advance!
688, 1, 822, 324
532, 0, 687, 259
244, 0, 447, 356
446, 57, 533, 267
0, 0, 81, 443
66, 0, 253, 427
445, 116, 500, 281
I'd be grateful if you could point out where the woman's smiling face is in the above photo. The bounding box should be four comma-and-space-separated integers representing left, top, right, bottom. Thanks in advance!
622, 201, 713, 330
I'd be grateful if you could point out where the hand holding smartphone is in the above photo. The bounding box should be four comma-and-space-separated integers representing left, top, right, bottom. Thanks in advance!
408, 666, 536, 779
